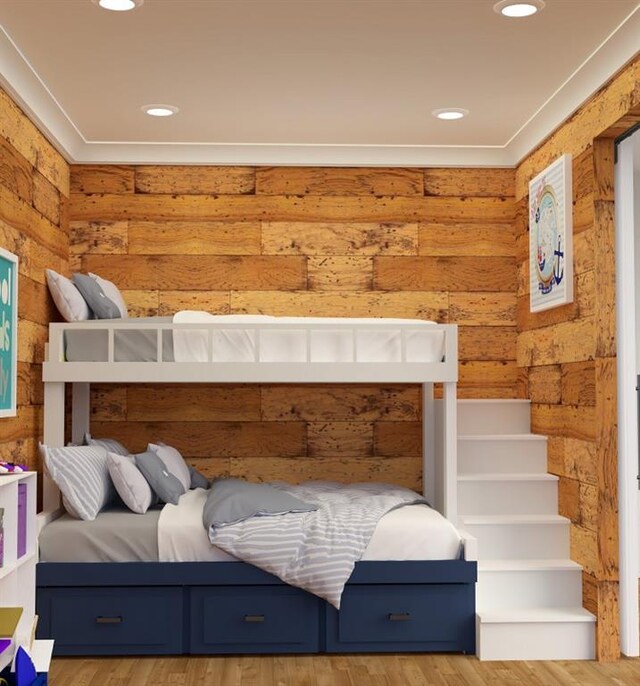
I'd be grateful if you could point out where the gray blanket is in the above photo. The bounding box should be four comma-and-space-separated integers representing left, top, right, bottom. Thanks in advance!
205, 480, 427, 608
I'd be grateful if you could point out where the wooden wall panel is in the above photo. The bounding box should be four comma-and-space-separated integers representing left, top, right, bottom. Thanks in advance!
70, 163, 517, 494
0, 86, 69, 472
515, 54, 640, 660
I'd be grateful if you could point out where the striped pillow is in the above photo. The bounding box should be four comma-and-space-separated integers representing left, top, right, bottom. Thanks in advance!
40, 444, 116, 521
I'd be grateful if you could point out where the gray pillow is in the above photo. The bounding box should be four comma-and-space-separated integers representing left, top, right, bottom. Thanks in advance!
85, 433, 129, 457
107, 452, 155, 514
72, 273, 121, 319
203, 478, 318, 529
148, 443, 191, 492
135, 450, 185, 505
189, 465, 209, 490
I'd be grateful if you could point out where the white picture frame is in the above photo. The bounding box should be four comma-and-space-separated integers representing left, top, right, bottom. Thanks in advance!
529, 153, 573, 313
0, 247, 18, 417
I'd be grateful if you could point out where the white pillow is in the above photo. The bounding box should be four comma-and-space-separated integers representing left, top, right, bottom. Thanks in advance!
40, 443, 115, 520
89, 273, 128, 318
148, 443, 191, 492
45, 269, 91, 322
107, 452, 154, 514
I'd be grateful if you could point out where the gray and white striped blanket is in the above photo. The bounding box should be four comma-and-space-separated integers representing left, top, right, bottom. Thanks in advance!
207, 481, 427, 608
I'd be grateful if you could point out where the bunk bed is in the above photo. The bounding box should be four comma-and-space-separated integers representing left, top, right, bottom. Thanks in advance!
36, 316, 477, 656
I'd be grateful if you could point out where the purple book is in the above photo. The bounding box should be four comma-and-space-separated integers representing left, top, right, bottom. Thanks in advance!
17, 483, 27, 559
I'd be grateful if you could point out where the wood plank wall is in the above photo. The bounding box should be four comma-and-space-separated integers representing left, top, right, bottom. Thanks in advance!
69, 165, 518, 491
0, 87, 69, 471
515, 54, 640, 661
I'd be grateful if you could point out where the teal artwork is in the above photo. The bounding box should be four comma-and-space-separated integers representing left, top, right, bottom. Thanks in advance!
0, 249, 17, 417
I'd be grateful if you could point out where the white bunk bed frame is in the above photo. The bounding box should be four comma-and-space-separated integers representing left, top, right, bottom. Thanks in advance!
41, 320, 459, 524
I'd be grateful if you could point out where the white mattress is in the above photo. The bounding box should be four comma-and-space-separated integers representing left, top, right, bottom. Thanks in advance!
159, 489, 462, 563
172, 312, 445, 363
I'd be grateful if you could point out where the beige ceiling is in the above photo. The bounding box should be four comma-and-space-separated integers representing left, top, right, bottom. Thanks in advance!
0, 0, 638, 165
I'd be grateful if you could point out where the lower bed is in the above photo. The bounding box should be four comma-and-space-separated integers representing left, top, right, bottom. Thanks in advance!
37, 495, 476, 656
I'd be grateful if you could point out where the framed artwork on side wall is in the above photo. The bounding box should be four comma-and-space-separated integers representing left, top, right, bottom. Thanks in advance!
0, 248, 17, 417
529, 153, 573, 313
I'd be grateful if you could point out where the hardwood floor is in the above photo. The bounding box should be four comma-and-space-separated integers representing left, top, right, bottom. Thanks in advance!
49, 654, 640, 685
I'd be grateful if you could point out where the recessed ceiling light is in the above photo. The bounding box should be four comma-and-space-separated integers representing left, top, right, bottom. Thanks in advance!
493, 0, 545, 17
142, 104, 179, 117
93, 0, 143, 11
432, 108, 469, 121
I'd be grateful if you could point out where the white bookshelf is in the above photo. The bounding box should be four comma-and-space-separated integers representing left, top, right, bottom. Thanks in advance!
0, 472, 47, 674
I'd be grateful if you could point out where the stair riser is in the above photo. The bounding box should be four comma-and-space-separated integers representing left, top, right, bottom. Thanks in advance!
458, 402, 531, 435
477, 569, 583, 609
458, 481, 558, 515
458, 439, 547, 475
477, 620, 595, 661
463, 522, 570, 560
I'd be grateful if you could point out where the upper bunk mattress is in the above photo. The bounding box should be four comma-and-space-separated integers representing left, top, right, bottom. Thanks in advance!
39, 500, 461, 564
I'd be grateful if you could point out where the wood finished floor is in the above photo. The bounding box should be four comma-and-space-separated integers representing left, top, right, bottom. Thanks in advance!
49, 655, 640, 685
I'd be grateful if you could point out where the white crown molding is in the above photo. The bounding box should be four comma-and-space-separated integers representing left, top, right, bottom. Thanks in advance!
0, 6, 638, 168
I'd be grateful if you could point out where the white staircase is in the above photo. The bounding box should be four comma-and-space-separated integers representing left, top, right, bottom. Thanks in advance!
458, 399, 596, 661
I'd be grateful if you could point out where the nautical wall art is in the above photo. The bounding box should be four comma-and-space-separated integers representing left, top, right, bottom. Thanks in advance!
0, 248, 17, 417
529, 154, 573, 313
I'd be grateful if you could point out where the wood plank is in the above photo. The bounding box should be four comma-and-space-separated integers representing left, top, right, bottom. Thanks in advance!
449, 293, 516, 326
418, 223, 515, 257
424, 168, 514, 197
70, 165, 135, 194
547, 437, 597, 485
374, 256, 516, 292
135, 166, 255, 195
230, 290, 449, 320
128, 221, 261, 255
70, 221, 128, 255
81, 255, 306, 290
18, 275, 58, 325
593, 200, 616, 358
261, 385, 420, 422
90, 421, 306, 458
120, 290, 159, 317
517, 317, 595, 366
0, 135, 33, 204
595, 581, 620, 662
256, 167, 423, 196
261, 221, 418, 256
126, 386, 261, 422
307, 422, 374, 457
458, 361, 518, 388
373, 422, 421, 457
562, 360, 596, 406
458, 326, 516, 361
531, 403, 596, 442
158, 291, 229, 316
528, 365, 561, 404
573, 147, 594, 201
307, 256, 373, 291
17, 320, 47, 364
90, 386, 128, 422
70, 193, 515, 223
570, 524, 599, 577
32, 170, 61, 226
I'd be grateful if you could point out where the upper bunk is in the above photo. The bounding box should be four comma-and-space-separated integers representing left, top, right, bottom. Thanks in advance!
42, 313, 458, 385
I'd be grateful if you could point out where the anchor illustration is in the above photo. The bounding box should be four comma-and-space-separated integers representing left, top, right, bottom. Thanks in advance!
553, 235, 564, 285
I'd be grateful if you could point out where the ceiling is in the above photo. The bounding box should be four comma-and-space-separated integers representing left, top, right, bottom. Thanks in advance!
0, 0, 638, 166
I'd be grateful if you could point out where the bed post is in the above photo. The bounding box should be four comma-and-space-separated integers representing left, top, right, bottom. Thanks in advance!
43, 382, 65, 512
422, 383, 435, 505
71, 383, 91, 445
442, 381, 458, 523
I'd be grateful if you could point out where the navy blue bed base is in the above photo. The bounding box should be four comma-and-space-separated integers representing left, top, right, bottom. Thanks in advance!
37, 560, 476, 656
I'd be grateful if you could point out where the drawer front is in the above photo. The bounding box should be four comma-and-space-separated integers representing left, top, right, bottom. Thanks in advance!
38, 587, 183, 655
327, 584, 475, 652
190, 586, 320, 654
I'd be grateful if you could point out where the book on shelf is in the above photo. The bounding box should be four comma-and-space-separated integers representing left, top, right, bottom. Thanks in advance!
0, 607, 22, 638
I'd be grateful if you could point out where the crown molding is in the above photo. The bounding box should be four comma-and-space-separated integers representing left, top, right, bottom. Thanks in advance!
0, 6, 638, 168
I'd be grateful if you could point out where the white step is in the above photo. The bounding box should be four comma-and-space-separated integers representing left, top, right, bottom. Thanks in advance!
458, 399, 531, 435
476, 560, 583, 610
460, 514, 570, 560
458, 434, 547, 475
457, 473, 558, 515
477, 608, 596, 661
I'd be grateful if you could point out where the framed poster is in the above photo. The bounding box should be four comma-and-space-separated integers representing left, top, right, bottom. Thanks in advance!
529, 154, 573, 312
0, 248, 17, 417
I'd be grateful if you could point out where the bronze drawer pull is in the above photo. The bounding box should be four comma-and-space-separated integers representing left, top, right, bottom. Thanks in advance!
244, 614, 265, 623
95, 616, 123, 624
388, 613, 411, 621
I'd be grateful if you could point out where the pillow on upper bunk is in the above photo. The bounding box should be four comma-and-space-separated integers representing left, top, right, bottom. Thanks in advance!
84, 434, 129, 457
72, 273, 122, 320
189, 465, 210, 490
135, 451, 185, 506
89, 273, 128, 319
107, 452, 156, 514
40, 443, 116, 521
148, 443, 191, 492
45, 269, 91, 322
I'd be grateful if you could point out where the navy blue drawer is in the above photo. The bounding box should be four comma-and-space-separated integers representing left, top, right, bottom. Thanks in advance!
326, 583, 475, 653
37, 587, 183, 655
190, 586, 320, 654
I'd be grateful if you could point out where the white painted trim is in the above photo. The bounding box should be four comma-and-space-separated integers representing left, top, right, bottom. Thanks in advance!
615, 134, 640, 657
